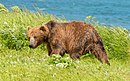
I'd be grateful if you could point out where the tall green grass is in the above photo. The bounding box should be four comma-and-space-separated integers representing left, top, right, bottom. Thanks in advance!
85, 16, 130, 60
0, 4, 130, 81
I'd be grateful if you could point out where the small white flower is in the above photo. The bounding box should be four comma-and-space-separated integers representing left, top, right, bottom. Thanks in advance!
10, 55, 12, 58
75, 60, 80, 64
52, 73, 56, 77
49, 65, 53, 69
4, 22, 8, 25
10, 61, 17, 65
56, 63, 64, 68
24, 63, 27, 65
31, 59, 34, 62
17, 58, 20, 62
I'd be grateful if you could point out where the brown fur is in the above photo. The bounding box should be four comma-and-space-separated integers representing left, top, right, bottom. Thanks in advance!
27, 20, 110, 65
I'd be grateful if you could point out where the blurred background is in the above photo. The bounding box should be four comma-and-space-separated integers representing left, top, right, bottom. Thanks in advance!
0, 0, 130, 29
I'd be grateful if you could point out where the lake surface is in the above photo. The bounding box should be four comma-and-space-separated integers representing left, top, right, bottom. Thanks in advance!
0, 0, 130, 29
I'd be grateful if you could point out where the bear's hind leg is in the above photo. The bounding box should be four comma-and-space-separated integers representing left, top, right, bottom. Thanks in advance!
90, 44, 110, 65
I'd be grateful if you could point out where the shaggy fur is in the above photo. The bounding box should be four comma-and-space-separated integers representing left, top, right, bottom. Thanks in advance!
27, 20, 110, 65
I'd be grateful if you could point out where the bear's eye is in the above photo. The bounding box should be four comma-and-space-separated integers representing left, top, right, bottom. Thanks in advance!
34, 36, 37, 39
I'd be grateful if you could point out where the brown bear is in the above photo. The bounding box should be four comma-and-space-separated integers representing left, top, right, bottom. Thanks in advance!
27, 20, 110, 65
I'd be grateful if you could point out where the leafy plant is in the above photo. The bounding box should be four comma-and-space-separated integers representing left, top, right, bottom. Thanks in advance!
47, 54, 77, 68
0, 22, 27, 50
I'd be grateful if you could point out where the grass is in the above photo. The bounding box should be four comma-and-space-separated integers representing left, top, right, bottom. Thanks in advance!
0, 48, 130, 81
0, 4, 130, 81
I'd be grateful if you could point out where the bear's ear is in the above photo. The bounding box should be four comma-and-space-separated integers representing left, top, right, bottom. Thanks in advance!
45, 20, 56, 28
40, 25, 48, 32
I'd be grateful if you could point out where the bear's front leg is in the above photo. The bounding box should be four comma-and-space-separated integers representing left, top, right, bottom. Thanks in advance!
50, 49, 61, 55
70, 53, 81, 59
50, 48, 66, 57
47, 43, 52, 56
49, 42, 65, 56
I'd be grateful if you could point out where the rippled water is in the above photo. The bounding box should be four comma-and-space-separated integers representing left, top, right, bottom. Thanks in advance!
0, 0, 130, 29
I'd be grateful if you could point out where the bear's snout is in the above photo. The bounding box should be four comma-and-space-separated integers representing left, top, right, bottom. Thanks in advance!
28, 37, 37, 48
29, 44, 33, 48
29, 44, 37, 49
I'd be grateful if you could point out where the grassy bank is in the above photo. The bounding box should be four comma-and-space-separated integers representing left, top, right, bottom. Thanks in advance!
0, 4, 130, 81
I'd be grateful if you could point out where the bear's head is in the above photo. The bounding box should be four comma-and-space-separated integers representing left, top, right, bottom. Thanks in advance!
27, 25, 49, 48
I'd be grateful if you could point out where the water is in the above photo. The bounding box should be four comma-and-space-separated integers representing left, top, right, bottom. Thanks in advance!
0, 0, 130, 29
